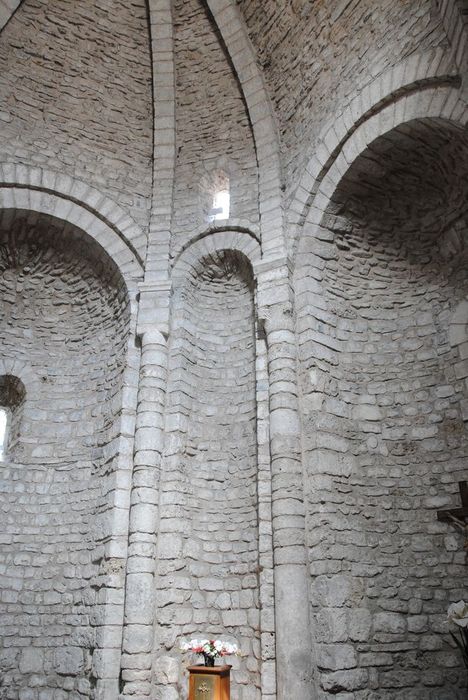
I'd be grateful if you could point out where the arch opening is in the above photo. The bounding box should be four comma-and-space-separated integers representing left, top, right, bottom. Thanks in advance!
295, 117, 468, 696
154, 249, 260, 698
0, 208, 131, 696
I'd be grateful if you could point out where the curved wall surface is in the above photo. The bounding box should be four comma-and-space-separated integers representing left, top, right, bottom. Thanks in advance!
295, 117, 468, 697
155, 250, 259, 699
0, 209, 130, 697
0, 2, 468, 699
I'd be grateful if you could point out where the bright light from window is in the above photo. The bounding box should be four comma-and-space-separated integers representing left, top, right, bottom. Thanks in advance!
211, 190, 230, 221
0, 408, 8, 461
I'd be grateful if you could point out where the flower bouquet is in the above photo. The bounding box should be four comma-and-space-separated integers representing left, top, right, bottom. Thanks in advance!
180, 638, 239, 667
447, 601, 468, 668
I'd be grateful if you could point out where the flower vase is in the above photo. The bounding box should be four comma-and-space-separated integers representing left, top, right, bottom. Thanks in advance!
202, 653, 215, 667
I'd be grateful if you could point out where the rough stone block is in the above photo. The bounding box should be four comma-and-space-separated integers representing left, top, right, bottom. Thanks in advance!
54, 647, 84, 676
19, 648, 44, 674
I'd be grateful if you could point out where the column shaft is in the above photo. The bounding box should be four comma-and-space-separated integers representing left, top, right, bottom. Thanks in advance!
120, 329, 168, 698
259, 260, 315, 699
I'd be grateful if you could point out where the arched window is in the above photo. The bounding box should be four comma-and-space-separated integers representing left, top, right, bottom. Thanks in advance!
210, 188, 230, 221
201, 168, 230, 222
0, 375, 26, 461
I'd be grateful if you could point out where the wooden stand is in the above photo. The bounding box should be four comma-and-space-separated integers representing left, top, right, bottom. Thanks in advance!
437, 481, 468, 523
188, 664, 231, 700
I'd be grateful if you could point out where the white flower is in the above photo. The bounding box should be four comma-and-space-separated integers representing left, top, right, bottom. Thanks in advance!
180, 636, 239, 658
448, 601, 468, 627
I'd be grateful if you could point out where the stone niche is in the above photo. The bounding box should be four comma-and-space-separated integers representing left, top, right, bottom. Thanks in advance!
155, 249, 260, 700
296, 117, 468, 697
0, 209, 130, 698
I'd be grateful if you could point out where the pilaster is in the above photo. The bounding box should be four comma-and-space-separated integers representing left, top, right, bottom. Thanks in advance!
255, 255, 316, 699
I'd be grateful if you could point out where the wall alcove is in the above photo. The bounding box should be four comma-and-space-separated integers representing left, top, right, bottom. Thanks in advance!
0, 208, 130, 696
295, 117, 468, 697
154, 248, 261, 700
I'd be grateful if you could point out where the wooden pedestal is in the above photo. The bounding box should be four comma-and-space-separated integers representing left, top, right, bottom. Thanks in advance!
188, 664, 231, 700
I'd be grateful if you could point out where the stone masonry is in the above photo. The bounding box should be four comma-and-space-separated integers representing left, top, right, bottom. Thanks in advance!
0, 2, 468, 700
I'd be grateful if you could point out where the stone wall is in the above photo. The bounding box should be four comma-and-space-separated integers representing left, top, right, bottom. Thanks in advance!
171, 0, 259, 256
0, 210, 130, 699
0, 2, 467, 699
154, 250, 259, 699
0, 0, 153, 245
295, 118, 468, 698
237, 0, 448, 196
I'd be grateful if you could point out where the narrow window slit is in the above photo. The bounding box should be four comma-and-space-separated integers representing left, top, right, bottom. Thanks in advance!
0, 407, 9, 461
210, 189, 230, 221
0, 375, 26, 462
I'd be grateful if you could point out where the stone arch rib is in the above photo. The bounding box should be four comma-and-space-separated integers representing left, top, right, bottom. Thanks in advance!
436, 0, 468, 73
291, 81, 468, 266
306, 88, 468, 232
204, 0, 285, 259
289, 49, 461, 243
171, 228, 261, 289
0, 0, 21, 34
0, 166, 145, 284
144, 0, 176, 281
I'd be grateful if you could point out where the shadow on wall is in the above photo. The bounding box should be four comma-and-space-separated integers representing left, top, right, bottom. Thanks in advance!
0, 208, 130, 697
296, 117, 468, 698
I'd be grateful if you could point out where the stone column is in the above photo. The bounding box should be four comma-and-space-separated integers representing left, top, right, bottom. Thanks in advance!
256, 256, 315, 700
118, 0, 175, 692
120, 325, 168, 699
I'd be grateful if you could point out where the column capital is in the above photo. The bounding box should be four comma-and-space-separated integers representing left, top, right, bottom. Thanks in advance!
254, 254, 294, 315
257, 304, 294, 336
137, 280, 172, 338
